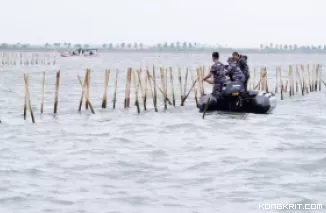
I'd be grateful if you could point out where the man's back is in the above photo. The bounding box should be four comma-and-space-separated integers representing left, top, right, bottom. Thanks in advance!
227, 62, 245, 82
237, 55, 249, 78
210, 62, 226, 93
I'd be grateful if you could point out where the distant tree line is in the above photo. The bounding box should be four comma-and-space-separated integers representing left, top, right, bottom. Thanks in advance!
2, 42, 326, 53
260, 43, 326, 52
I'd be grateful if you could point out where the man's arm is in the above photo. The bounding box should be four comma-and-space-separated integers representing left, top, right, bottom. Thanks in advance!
203, 72, 214, 84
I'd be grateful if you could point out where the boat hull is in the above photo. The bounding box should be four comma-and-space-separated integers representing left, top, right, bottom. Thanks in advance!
198, 90, 276, 114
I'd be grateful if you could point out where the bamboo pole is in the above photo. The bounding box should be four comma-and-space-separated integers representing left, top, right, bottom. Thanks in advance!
24, 73, 35, 123
41, 71, 45, 113
147, 73, 172, 105
143, 68, 148, 110
178, 68, 183, 105
153, 65, 158, 111
318, 64, 322, 91
132, 69, 140, 113
183, 68, 189, 104
101, 69, 110, 108
78, 71, 88, 112
253, 68, 256, 90
146, 70, 156, 112
113, 69, 118, 109
24, 73, 27, 120
124, 68, 132, 108
160, 68, 167, 109
190, 69, 198, 107
54, 71, 60, 114
137, 69, 146, 111
169, 67, 175, 106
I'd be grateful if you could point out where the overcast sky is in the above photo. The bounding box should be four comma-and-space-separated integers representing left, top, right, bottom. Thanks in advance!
0, 0, 324, 47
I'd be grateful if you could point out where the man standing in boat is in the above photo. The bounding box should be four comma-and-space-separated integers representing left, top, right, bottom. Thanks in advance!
232, 52, 249, 91
202, 52, 226, 95
226, 57, 245, 88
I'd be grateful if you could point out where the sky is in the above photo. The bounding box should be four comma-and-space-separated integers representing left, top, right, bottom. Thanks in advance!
0, 0, 324, 47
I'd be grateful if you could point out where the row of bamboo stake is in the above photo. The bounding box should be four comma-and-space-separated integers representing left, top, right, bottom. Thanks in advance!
22, 64, 325, 123
1, 52, 56, 66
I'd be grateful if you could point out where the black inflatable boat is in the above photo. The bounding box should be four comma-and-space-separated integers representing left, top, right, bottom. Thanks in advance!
198, 81, 276, 114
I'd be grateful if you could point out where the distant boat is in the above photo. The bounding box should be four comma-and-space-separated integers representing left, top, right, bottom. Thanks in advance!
60, 48, 98, 57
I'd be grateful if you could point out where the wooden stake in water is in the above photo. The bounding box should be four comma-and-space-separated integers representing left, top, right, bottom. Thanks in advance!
101, 69, 110, 108
78, 71, 88, 112
137, 69, 146, 111
190, 69, 198, 107
318, 64, 322, 91
147, 69, 157, 112
24, 73, 35, 123
54, 71, 60, 114
124, 68, 132, 108
169, 67, 175, 106
160, 68, 167, 110
24, 73, 27, 120
178, 68, 183, 105
113, 69, 118, 109
77, 74, 95, 114
143, 68, 148, 110
132, 69, 140, 113
85, 69, 91, 110
181, 78, 198, 106
41, 71, 45, 113
202, 98, 210, 119
182, 68, 188, 106
153, 65, 158, 111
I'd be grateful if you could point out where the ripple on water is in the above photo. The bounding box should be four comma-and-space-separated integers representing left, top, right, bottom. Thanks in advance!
1, 54, 326, 213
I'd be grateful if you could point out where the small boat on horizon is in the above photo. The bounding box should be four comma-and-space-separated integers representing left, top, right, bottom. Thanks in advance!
60, 48, 98, 57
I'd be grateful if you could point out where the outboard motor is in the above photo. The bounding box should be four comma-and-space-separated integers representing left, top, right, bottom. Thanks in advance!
222, 81, 244, 97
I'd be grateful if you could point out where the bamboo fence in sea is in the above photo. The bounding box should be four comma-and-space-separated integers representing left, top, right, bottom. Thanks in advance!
22, 64, 325, 123
0, 51, 57, 66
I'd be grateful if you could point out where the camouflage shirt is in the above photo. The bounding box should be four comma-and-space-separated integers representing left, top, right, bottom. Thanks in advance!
210, 62, 226, 83
226, 62, 245, 82
237, 56, 249, 78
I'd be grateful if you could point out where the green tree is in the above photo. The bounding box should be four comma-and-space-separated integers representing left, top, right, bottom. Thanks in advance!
176, 42, 180, 49
120, 43, 125, 48
127, 43, 132, 48
182, 42, 187, 49
84, 44, 89, 49
102, 44, 107, 49
109, 43, 113, 49
163, 42, 168, 48
133, 42, 138, 49
139, 43, 143, 49
170, 43, 175, 48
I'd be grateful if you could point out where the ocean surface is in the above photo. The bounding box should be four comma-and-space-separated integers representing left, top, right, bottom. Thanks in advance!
0, 52, 325, 213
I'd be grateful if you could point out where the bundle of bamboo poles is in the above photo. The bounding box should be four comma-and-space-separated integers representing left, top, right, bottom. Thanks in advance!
21, 64, 324, 123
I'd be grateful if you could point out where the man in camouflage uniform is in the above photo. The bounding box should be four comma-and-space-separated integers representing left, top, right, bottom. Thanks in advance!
226, 57, 245, 84
203, 52, 226, 94
232, 52, 249, 91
